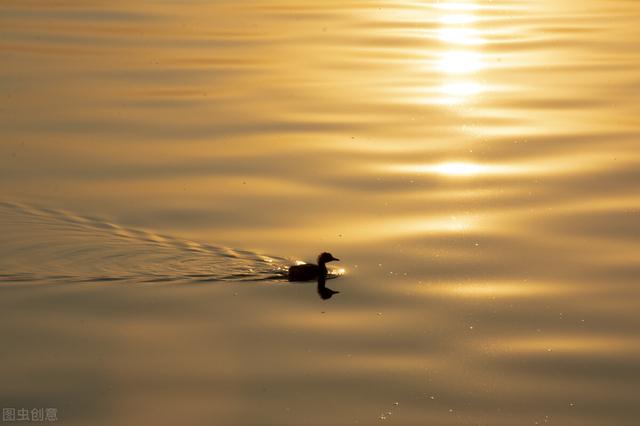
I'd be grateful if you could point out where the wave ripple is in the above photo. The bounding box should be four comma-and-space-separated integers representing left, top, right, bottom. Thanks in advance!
0, 201, 292, 284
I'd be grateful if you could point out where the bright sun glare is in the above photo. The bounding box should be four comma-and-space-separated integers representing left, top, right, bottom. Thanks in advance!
438, 28, 484, 45
438, 51, 483, 74
440, 82, 482, 97
433, 162, 489, 176
435, 1, 484, 104
396, 162, 510, 177
440, 14, 476, 25
434, 2, 479, 11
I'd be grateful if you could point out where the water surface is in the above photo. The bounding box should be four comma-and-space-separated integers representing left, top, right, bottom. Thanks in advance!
1, 1, 639, 425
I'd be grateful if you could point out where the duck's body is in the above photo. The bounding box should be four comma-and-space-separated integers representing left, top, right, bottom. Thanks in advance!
288, 252, 339, 282
288, 263, 323, 281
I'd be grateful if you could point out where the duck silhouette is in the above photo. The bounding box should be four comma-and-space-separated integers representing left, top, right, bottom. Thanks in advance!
288, 252, 340, 281
288, 252, 341, 300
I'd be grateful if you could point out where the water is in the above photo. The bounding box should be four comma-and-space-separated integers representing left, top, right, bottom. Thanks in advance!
0, 201, 294, 283
1, 1, 639, 424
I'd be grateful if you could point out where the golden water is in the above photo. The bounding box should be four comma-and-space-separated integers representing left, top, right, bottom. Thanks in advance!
1, 1, 639, 424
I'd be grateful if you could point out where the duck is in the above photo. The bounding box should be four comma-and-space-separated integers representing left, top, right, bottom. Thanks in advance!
288, 252, 340, 282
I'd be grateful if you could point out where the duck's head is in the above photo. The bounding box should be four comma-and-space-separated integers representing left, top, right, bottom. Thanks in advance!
317, 252, 340, 264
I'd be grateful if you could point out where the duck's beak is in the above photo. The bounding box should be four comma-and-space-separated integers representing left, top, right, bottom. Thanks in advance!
330, 256, 340, 262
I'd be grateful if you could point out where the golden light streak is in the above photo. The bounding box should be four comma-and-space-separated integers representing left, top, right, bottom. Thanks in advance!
438, 27, 484, 45
436, 0, 484, 105
438, 51, 483, 74
439, 81, 482, 102
434, 2, 480, 12
440, 14, 477, 25
397, 162, 512, 177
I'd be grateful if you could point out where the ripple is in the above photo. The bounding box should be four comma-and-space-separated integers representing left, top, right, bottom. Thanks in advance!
0, 201, 294, 284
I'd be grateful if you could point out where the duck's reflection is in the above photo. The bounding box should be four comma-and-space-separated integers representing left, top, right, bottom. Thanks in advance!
317, 277, 340, 300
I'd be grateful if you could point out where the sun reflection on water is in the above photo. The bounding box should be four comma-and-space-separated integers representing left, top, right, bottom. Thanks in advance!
433, 162, 490, 176
419, 281, 570, 299
440, 13, 477, 25
394, 161, 513, 177
440, 81, 482, 97
438, 27, 484, 45
438, 51, 483, 74
435, 0, 484, 104
434, 2, 480, 11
